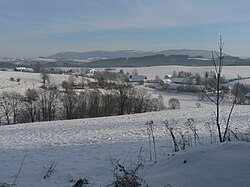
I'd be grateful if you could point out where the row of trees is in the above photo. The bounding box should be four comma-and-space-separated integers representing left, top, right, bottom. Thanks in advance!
0, 83, 165, 125
231, 83, 250, 104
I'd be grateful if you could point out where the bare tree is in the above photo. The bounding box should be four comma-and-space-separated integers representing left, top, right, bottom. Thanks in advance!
75, 92, 88, 118
8, 91, 22, 124
231, 82, 248, 104
101, 93, 118, 116
202, 36, 225, 142
88, 90, 101, 117
38, 87, 59, 121
62, 80, 73, 92
40, 70, 50, 86
168, 98, 180, 109
157, 95, 165, 110
212, 36, 224, 142
133, 88, 151, 113
205, 71, 209, 90
0, 92, 13, 124
60, 90, 78, 119
32, 62, 43, 73
116, 82, 132, 115
223, 80, 239, 141
22, 89, 39, 123
203, 36, 239, 143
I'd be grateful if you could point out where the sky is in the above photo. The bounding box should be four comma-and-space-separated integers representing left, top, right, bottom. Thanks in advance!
1, 0, 250, 58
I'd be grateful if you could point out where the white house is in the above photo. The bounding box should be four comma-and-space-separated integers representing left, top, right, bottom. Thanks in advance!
170, 77, 184, 84
130, 75, 145, 82
15, 67, 34, 72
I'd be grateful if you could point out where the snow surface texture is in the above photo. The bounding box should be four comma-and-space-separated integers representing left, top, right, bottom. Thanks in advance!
0, 103, 250, 186
0, 71, 69, 94
145, 142, 250, 187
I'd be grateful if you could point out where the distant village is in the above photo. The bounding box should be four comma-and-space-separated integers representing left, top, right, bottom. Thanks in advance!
6, 65, 250, 105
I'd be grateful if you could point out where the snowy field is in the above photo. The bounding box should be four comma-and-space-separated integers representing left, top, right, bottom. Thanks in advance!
0, 71, 69, 94
94, 65, 250, 80
119, 65, 250, 79
0, 102, 250, 186
0, 67, 250, 186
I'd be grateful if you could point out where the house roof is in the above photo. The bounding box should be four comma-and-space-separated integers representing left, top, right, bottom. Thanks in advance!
161, 79, 172, 83
170, 77, 184, 84
131, 75, 145, 82
164, 74, 172, 79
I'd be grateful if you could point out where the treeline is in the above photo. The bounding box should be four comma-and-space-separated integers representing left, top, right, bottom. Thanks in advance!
81, 54, 246, 67
231, 83, 250, 104
0, 83, 165, 125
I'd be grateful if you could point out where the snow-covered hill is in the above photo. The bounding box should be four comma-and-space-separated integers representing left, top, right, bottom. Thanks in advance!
0, 67, 249, 186
48, 50, 155, 60
0, 71, 69, 94
0, 103, 250, 186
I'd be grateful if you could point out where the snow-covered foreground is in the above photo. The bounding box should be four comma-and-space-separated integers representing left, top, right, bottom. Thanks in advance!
0, 102, 250, 186
145, 142, 250, 187
0, 66, 249, 186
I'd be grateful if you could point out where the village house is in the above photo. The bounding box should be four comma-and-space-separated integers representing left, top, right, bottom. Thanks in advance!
130, 75, 146, 85
14, 67, 34, 72
170, 77, 184, 84
158, 78, 171, 89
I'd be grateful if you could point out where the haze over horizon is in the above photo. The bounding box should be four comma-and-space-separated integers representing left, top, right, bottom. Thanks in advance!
1, 0, 250, 58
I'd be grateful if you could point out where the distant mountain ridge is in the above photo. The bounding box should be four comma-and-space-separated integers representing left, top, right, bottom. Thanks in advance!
48, 49, 227, 60
48, 50, 155, 60
157, 49, 219, 59
81, 54, 242, 67
1, 49, 248, 68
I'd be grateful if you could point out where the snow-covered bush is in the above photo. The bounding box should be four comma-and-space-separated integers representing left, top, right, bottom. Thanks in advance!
168, 98, 180, 109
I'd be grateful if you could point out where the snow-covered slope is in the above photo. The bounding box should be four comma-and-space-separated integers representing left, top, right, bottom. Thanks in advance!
0, 103, 250, 186
0, 67, 249, 186
0, 71, 69, 93
145, 142, 250, 187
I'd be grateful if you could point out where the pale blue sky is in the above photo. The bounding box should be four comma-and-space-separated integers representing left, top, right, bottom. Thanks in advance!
1, 0, 250, 57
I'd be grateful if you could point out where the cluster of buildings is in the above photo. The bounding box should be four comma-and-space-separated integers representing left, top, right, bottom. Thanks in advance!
9, 66, 250, 105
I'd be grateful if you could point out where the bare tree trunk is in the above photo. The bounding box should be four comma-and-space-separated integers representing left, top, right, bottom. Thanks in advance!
216, 73, 222, 142
223, 80, 239, 141
212, 36, 224, 142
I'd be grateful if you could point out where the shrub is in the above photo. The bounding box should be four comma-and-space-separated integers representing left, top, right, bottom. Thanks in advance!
168, 98, 180, 109
109, 157, 147, 187
195, 103, 201, 108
